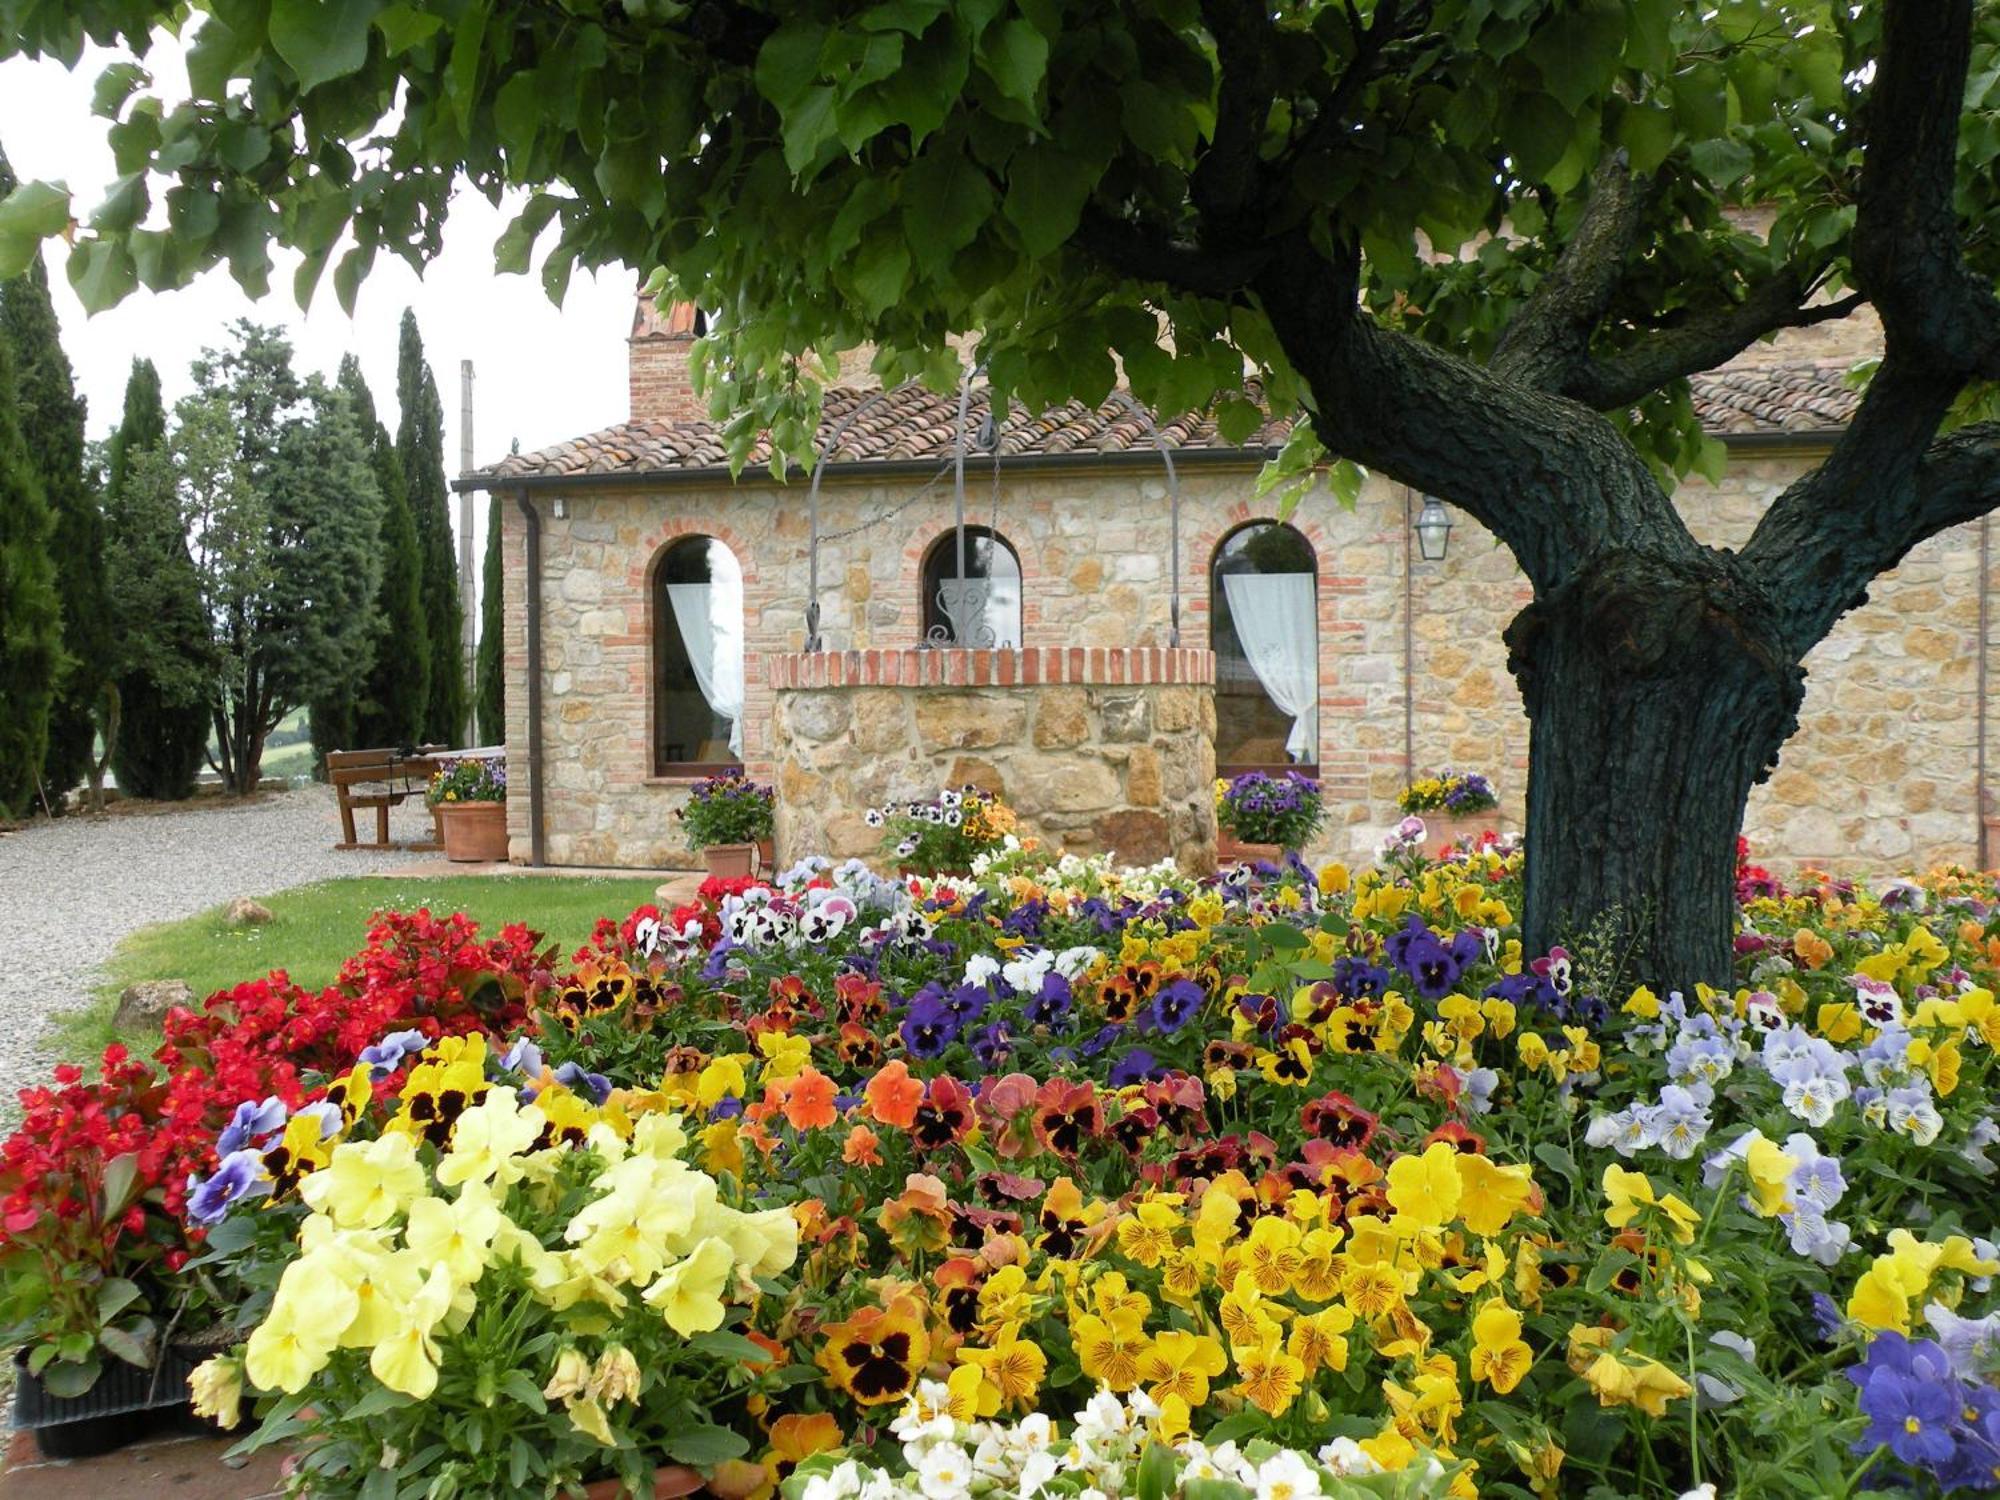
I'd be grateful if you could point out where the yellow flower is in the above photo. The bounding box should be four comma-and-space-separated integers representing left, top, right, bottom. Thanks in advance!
1139, 1329, 1228, 1409
756, 1031, 812, 1082
369, 1264, 457, 1399
957, 1326, 1047, 1410
1286, 1305, 1354, 1375
189, 1354, 244, 1429
300, 1136, 426, 1224
1743, 1133, 1799, 1218
566, 1396, 616, 1446
696, 1055, 748, 1110
1386, 1142, 1463, 1232
701, 1119, 745, 1177
1454, 1153, 1537, 1239
245, 1260, 358, 1393
435, 1089, 544, 1189
1468, 1298, 1533, 1394
403, 1186, 503, 1285
1072, 1307, 1148, 1391
1621, 986, 1661, 1019
543, 1345, 592, 1402
1317, 862, 1350, 895
643, 1235, 737, 1336
1232, 1321, 1307, 1417
1566, 1325, 1690, 1416
1242, 1215, 1306, 1295
587, 1345, 642, 1406
1341, 1259, 1407, 1318
1116, 1198, 1183, 1268
1600, 1164, 1656, 1231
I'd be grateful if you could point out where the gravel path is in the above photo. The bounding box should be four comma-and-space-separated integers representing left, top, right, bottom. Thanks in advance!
0, 785, 430, 1105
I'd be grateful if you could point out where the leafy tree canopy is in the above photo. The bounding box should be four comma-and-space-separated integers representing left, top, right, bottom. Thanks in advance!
0, 1, 1971, 480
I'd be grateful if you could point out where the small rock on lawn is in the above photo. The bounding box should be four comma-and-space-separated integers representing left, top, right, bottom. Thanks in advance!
222, 899, 275, 928
112, 980, 192, 1032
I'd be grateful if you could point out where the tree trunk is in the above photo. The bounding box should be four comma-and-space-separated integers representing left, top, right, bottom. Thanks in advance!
1505, 547, 1804, 989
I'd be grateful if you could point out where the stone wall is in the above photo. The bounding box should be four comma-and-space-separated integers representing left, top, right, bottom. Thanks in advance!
768, 647, 1217, 869
499, 416, 1996, 875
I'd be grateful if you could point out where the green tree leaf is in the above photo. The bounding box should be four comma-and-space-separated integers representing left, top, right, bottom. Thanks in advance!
1002, 145, 1092, 256
268, 0, 383, 93
978, 19, 1048, 108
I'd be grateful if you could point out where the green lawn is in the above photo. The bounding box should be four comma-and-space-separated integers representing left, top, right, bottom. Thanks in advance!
63, 875, 666, 1058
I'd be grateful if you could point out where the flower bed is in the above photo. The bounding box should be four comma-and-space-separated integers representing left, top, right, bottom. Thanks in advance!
6, 847, 2000, 1497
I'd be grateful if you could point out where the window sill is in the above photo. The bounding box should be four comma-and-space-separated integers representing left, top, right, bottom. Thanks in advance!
645, 772, 733, 786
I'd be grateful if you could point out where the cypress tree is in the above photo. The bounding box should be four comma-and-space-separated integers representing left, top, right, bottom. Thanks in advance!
396, 310, 463, 745
0, 330, 61, 817
476, 488, 504, 744
318, 355, 426, 758
0, 147, 105, 806
104, 359, 212, 800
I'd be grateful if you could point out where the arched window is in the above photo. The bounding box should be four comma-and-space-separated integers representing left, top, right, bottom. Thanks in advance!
1211, 521, 1318, 771
654, 536, 745, 774
920, 526, 1022, 647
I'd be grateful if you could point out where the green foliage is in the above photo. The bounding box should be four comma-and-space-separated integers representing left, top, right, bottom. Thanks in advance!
180, 323, 384, 794
476, 489, 504, 746
312, 353, 425, 766
0, 0, 1929, 484
103, 358, 211, 801
0, 146, 106, 805
396, 310, 462, 746
346, 356, 428, 752
0, 327, 60, 816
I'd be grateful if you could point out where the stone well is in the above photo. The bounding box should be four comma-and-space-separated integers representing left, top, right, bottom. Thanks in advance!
768, 646, 1218, 869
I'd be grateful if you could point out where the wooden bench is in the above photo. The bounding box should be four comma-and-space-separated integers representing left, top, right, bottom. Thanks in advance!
326, 747, 447, 850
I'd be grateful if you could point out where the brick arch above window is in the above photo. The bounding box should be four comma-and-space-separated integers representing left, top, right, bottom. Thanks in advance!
1209, 518, 1320, 774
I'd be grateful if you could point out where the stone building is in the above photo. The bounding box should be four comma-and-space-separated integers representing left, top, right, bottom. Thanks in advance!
471, 297, 1994, 876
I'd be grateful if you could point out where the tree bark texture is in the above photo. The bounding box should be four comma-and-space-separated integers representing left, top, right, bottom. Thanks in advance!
1073, 0, 2000, 988
1504, 548, 1803, 985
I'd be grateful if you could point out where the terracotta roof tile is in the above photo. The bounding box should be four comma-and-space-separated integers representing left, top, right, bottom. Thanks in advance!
480, 365, 1857, 481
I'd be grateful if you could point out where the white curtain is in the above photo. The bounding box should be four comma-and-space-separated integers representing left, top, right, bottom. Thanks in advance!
1222, 573, 1318, 762
667, 575, 745, 757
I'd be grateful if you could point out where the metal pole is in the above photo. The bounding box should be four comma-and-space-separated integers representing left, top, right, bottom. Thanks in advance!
1402, 487, 1415, 785
953, 371, 971, 600
1981, 513, 1992, 867
459, 360, 477, 745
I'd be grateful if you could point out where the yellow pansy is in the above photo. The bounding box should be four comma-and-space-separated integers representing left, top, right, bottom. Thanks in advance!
435, 1088, 544, 1189
643, 1235, 737, 1336
1139, 1328, 1228, 1408
404, 1185, 503, 1285
298, 1132, 425, 1230
1454, 1152, 1537, 1239
956, 1326, 1047, 1410
368, 1264, 456, 1399
696, 1056, 748, 1109
755, 1031, 812, 1082
1468, 1298, 1533, 1394
1386, 1142, 1464, 1232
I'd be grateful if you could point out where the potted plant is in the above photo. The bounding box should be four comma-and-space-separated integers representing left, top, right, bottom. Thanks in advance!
679, 771, 774, 879
1396, 768, 1499, 854
866, 785, 1016, 876
188, 1036, 795, 1498
427, 757, 510, 863
0, 1055, 211, 1458
1214, 770, 1324, 864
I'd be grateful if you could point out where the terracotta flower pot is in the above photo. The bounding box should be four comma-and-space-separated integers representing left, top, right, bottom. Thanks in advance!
581, 1465, 706, 1499
1216, 831, 1285, 865
1425, 811, 1496, 855
703, 842, 757, 879
755, 837, 775, 874
437, 800, 510, 862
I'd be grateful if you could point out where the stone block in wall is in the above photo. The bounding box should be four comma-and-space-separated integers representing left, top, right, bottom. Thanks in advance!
1095, 809, 1172, 864
914, 692, 1030, 750
1127, 745, 1162, 806
786, 691, 853, 743
1100, 693, 1151, 742
1033, 688, 1091, 749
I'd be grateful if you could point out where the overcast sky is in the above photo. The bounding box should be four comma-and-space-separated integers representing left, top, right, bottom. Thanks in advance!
0, 34, 640, 562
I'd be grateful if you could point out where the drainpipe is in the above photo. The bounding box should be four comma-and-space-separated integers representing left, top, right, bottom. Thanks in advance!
515, 489, 547, 867
1981, 513, 1992, 869
1402, 487, 1415, 786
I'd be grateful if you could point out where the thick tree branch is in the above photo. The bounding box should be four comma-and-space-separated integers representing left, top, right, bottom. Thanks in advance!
1191, 0, 1276, 232
1251, 237, 1695, 595
1741, 0, 1999, 654
1072, 206, 1276, 298
1562, 284, 1864, 411
1740, 359, 1963, 653
1852, 0, 2000, 380
1491, 155, 1650, 392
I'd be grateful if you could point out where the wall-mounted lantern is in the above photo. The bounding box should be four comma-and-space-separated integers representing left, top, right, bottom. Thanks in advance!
1415, 495, 1453, 562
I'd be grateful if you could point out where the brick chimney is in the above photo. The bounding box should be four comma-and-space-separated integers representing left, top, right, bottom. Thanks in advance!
629, 294, 706, 425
